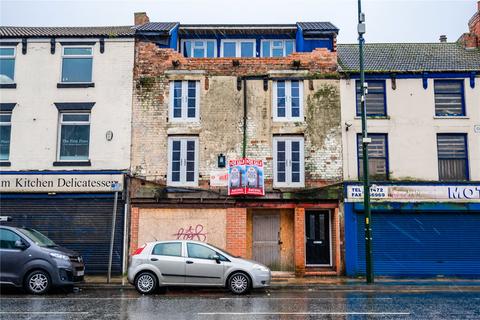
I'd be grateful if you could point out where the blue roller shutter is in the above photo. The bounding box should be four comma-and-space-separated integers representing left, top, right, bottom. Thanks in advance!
355, 212, 480, 276
0, 197, 124, 275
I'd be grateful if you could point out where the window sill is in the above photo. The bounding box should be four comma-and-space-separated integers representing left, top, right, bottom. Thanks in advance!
354, 115, 390, 120
0, 83, 17, 89
433, 116, 469, 119
0, 161, 11, 167
57, 83, 95, 88
53, 160, 91, 167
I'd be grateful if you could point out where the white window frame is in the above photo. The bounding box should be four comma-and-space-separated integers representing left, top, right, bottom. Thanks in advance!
60, 46, 94, 84
220, 39, 256, 58
260, 39, 296, 57
0, 46, 16, 84
0, 112, 12, 161
169, 80, 200, 122
57, 112, 91, 161
272, 80, 304, 121
167, 136, 199, 187
180, 39, 217, 58
273, 136, 305, 187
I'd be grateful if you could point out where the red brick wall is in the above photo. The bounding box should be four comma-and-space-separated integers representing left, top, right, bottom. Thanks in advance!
135, 42, 338, 78
226, 208, 247, 257
129, 206, 140, 255
294, 207, 306, 276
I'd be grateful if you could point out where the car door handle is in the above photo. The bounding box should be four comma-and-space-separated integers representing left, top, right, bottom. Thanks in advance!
151, 258, 158, 261
186, 260, 194, 264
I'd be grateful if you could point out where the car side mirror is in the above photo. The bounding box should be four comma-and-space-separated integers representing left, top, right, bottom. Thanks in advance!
212, 255, 221, 264
14, 240, 28, 250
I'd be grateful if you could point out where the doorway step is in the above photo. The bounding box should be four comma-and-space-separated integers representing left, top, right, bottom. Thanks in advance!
304, 266, 338, 276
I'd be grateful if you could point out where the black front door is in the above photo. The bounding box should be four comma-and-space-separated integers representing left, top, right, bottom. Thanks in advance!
305, 211, 331, 265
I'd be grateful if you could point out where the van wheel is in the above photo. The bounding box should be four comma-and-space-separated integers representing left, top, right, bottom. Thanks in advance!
135, 272, 157, 294
228, 272, 250, 295
24, 270, 51, 295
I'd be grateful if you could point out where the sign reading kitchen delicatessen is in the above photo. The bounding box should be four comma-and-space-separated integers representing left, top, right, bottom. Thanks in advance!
0, 174, 124, 193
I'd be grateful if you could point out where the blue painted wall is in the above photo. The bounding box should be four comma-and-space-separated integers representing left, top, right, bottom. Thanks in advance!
302, 38, 333, 52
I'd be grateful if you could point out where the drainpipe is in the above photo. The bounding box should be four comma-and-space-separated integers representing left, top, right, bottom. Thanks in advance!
242, 78, 247, 158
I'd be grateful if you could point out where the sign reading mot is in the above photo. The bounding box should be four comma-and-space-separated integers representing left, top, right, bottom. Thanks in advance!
228, 158, 264, 196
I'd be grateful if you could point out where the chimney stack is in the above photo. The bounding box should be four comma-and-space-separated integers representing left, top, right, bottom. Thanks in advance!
439, 35, 447, 43
134, 12, 150, 25
457, 1, 480, 48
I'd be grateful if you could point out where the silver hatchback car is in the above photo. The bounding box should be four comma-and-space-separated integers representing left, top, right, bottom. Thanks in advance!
128, 240, 271, 295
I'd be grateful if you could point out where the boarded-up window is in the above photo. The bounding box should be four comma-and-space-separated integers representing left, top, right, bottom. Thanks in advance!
437, 134, 468, 181
357, 134, 388, 180
434, 80, 465, 116
356, 80, 386, 116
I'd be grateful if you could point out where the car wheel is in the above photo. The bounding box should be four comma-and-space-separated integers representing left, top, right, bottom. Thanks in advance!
24, 270, 51, 295
228, 272, 250, 295
135, 272, 157, 294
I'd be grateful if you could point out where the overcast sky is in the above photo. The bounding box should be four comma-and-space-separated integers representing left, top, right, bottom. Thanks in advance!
0, 0, 476, 43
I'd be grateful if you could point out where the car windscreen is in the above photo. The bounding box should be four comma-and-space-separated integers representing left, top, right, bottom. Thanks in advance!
208, 243, 239, 258
19, 228, 57, 247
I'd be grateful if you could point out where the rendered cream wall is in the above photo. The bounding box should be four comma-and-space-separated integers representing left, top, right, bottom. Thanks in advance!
341, 77, 480, 181
0, 38, 134, 170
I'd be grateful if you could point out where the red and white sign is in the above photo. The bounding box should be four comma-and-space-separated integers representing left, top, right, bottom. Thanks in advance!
228, 158, 265, 196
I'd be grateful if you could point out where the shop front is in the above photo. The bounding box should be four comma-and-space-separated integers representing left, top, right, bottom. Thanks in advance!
344, 182, 480, 277
130, 191, 341, 276
0, 171, 126, 275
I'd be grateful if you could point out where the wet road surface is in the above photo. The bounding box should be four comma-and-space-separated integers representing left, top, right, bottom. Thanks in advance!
1, 287, 479, 319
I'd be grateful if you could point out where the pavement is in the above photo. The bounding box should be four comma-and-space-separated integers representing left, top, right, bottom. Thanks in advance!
81, 275, 480, 292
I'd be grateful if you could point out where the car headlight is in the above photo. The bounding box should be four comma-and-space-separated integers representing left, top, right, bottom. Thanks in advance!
50, 252, 69, 261
252, 264, 270, 272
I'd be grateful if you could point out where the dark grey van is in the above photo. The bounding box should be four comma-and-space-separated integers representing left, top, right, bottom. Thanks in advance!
0, 226, 85, 294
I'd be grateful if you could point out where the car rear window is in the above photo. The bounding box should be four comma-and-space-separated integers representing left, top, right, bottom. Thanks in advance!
152, 242, 182, 257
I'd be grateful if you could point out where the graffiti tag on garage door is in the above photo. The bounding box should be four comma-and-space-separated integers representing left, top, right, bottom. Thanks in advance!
173, 224, 207, 241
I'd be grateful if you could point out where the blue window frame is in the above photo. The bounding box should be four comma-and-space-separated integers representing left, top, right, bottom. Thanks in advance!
221, 40, 256, 58
434, 80, 465, 116
61, 47, 93, 83
0, 113, 12, 160
437, 134, 469, 181
170, 80, 199, 121
357, 133, 388, 180
181, 40, 216, 58
0, 47, 15, 84
355, 80, 387, 116
261, 40, 295, 57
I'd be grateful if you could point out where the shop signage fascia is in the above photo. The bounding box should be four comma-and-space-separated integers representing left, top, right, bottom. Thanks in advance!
0, 173, 124, 193
346, 184, 480, 203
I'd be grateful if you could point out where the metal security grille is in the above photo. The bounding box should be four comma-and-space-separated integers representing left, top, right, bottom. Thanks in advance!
437, 134, 468, 181
355, 212, 480, 276
356, 80, 386, 116
0, 197, 124, 275
357, 133, 388, 180
434, 80, 464, 116
253, 213, 280, 270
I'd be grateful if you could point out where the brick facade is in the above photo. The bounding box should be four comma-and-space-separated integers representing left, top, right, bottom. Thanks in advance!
130, 28, 343, 277
226, 208, 247, 257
